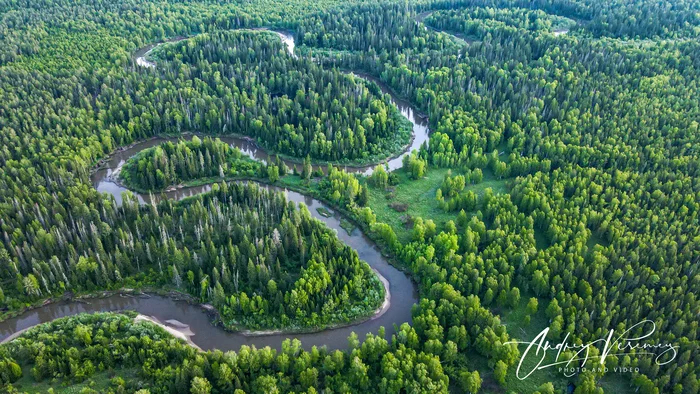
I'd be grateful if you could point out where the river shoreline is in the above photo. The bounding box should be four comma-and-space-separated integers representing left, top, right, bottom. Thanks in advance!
0, 234, 392, 339
1, 169, 416, 351
134, 314, 202, 350
128, 28, 429, 176
0, 24, 426, 352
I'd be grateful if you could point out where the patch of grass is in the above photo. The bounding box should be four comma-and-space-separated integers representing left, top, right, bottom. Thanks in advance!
316, 207, 332, 217
498, 294, 550, 342
365, 167, 508, 242
389, 202, 409, 212
279, 174, 307, 188
495, 140, 513, 164
366, 168, 456, 242
586, 231, 610, 251
534, 228, 550, 250
599, 372, 635, 394
340, 218, 356, 235
472, 168, 509, 196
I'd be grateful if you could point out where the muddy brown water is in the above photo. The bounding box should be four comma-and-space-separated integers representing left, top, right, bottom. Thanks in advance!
0, 29, 425, 352
130, 29, 429, 176
0, 175, 418, 351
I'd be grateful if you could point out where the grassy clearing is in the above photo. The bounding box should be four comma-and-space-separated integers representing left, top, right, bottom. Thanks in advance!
599, 372, 635, 393
471, 168, 509, 196
366, 168, 455, 242
340, 218, 356, 235
495, 140, 512, 164
279, 174, 306, 188
365, 167, 508, 242
586, 232, 611, 251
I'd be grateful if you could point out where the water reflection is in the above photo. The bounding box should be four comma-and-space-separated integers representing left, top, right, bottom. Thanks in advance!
129, 29, 430, 178
1, 28, 425, 352
22, 137, 420, 352
0, 184, 418, 351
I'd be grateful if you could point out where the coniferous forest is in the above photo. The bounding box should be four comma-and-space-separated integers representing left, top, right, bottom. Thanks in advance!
120, 136, 261, 190
1, 0, 699, 393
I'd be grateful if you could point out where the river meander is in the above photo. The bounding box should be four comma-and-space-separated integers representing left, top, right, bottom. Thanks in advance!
0, 28, 426, 352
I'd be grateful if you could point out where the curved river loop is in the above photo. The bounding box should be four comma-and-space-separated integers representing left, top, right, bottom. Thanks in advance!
0, 29, 429, 352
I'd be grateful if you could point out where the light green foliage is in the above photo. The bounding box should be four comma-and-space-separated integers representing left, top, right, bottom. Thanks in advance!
459, 370, 482, 393
0, 1, 697, 394
1, 313, 450, 393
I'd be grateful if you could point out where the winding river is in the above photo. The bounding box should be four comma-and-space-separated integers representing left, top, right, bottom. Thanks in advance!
415, 10, 570, 40
133, 29, 429, 176
134, 28, 297, 68
0, 178, 418, 351
0, 30, 426, 351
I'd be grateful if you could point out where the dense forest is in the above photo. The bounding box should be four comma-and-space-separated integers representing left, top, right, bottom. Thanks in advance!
1, 0, 699, 393
423, 7, 577, 38
1, 312, 452, 393
1, 180, 384, 331
145, 29, 411, 163
120, 136, 261, 191
301, 1, 700, 393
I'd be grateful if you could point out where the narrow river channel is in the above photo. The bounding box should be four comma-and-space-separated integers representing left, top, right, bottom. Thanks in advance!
0, 29, 428, 352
